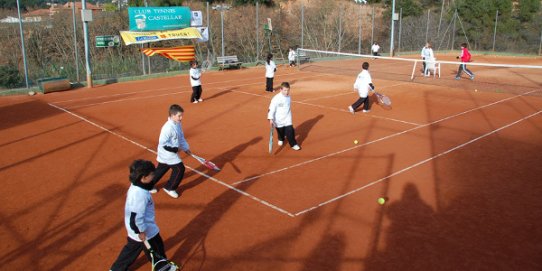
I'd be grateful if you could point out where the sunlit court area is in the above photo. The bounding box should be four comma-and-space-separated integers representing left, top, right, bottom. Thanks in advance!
1, 0, 542, 270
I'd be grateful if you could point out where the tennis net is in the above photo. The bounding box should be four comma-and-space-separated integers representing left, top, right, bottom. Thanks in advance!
296, 48, 542, 95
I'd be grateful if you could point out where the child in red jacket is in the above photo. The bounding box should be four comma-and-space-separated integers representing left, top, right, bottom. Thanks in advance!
455, 43, 475, 80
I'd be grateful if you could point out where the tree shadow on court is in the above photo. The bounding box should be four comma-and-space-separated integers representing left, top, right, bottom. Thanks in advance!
300, 232, 346, 271
296, 114, 324, 145
201, 205, 324, 271
160, 178, 255, 270
179, 136, 262, 192
0, 99, 62, 131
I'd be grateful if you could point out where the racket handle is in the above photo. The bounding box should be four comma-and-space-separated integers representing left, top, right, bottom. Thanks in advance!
143, 240, 151, 250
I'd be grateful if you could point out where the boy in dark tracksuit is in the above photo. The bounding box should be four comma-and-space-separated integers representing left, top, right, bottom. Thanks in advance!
110, 160, 167, 271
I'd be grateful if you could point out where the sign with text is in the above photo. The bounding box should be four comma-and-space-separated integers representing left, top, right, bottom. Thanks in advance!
96, 35, 120, 47
120, 28, 202, 45
128, 7, 191, 31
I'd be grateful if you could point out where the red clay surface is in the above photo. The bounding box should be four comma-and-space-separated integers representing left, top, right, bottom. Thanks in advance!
1, 55, 542, 270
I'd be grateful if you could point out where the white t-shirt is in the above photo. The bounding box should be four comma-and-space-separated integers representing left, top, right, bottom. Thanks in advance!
353, 69, 373, 98
421, 47, 434, 59
156, 118, 189, 165
124, 184, 159, 242
371, 44, 380, 53
267, 92, 292, 128
288, 50, 296, 62
265, 60, 276, 78
189, 67, 201, 87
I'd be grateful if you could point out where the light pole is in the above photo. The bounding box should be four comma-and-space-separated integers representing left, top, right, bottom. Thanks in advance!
16, 0, 29, 88
390, 0, 396, 57
212, 4, 230, 57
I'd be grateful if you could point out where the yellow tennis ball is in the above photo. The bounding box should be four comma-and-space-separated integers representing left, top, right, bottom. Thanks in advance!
354, 140, 359, 145
377, 197, 386, 205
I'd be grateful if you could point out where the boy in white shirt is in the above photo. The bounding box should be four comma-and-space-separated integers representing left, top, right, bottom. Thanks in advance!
110, 160, 168, 271
189, 60, 203, 103
268, 82, 301, 151
150, 104, 191, 199
348, 62, 375, 114
265, 53, 276, 92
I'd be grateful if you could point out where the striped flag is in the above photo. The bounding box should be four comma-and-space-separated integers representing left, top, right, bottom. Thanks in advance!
141, 45, 195, 62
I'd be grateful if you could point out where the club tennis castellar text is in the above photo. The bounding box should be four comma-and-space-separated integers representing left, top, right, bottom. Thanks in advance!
133, 8, 184, 21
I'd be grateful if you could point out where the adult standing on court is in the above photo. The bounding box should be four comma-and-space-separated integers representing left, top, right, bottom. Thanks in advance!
455, 42, 475, 80
150, 104, 191, 199
371, 42, 380, 58
110, 160, 168, 271
265, 53, 277, 92
189, 60, 203, 103
268, 82, 301, 151
288, 47, 296, 67
421, 42, 434, 75
348, 62, 375, 114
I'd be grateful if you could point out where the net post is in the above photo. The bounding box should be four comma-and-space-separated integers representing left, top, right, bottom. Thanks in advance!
411, 60, 418, 80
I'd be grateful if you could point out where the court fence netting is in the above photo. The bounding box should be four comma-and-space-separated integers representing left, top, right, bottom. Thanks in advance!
296, 48, 542, 96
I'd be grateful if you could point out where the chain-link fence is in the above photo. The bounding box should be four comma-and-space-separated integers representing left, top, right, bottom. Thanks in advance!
1, 0, 541, 92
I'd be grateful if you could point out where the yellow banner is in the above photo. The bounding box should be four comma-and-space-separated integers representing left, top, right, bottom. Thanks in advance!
120, 27, 203, 45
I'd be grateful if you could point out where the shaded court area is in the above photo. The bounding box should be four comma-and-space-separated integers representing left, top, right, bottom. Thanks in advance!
1, 55, 542, 270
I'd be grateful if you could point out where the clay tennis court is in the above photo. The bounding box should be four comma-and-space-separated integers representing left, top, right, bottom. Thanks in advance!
2, 54, 542, 270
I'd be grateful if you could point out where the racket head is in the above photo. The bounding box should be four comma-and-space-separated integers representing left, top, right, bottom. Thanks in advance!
204, 160, 221, 171
268, 126, 274, 154
376, 92, 392, 106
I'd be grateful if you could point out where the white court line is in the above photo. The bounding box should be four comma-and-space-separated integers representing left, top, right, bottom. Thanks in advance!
233, 89, 541, 185
300, 82, 408, 102
57, 73, 330, 110
294, 109, 542, 216
47, 103, 295, 217
65, 90, 192, 109
51, 70, 310, 105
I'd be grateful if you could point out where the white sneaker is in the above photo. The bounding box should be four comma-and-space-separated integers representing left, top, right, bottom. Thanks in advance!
192, 100, 198, 104
278, 140, 284, 146
292, 145, 301, 151
150, 188, 158, 194
362, 109, 370, 113
198, 98, 203, 102
348, 106, 355, 114
163, 188, 179, 199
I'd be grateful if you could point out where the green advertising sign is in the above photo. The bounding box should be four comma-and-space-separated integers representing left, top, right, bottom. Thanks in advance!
96, 35, 120, 47
128, 7, 191, 31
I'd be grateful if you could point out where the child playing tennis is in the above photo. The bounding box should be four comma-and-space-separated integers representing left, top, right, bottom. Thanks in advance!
265, 53, 276, 92
348, 62, 375, 114
268, 82, 301, 151
150, 104, 191, 199
455, 43, 475, 80
110, 159, 168, 271
189, 60, 203, 103
288, 47, 296, 67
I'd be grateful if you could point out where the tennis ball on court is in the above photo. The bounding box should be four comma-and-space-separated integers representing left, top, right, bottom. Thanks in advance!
475, 89, 478, 92
377, 197, 386, 205
354, 140, 359, 145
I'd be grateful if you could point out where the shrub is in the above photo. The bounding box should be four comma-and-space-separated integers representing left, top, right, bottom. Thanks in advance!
0, 64, 24, 89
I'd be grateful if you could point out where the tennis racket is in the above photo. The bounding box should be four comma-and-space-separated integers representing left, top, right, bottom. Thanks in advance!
190, 153, 221, 171
268, 125, 274, 154
375, 92, 391, 106
143, 240, 178, 271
